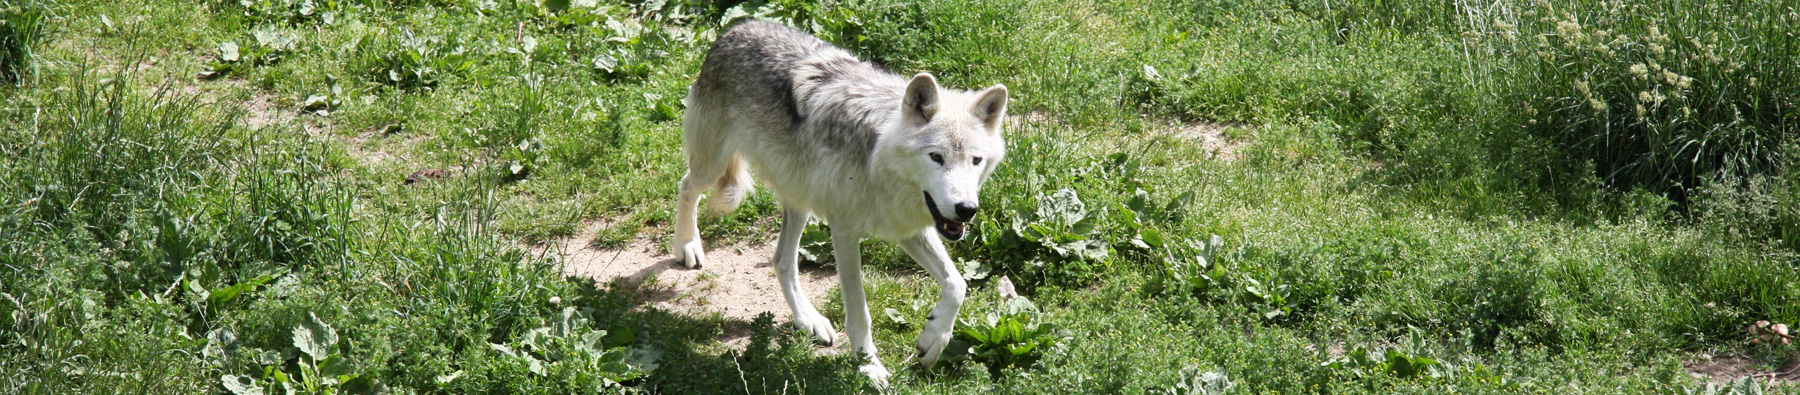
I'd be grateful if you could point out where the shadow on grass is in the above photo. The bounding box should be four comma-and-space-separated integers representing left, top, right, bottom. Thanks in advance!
568, 277, 874, 394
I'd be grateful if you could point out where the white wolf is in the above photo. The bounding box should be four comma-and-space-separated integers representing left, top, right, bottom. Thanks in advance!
672, 20, 1008, 383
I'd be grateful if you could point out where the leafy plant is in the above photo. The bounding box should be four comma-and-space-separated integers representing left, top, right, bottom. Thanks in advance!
487, 307, 659, 389
978, 187, 1117, 287
947, 279, 1065, 379
1145, 232, 1290, 320
1155, 366, 1234, 395
1686, 376, 1775, 395
354, 29, 475, 90
1146, 233, 1227, 296
796, 218, 833, 265
586, 16, 684, 82
500, 137, 544, 182
717, 0, 865, 46
1016, 188, 1108, 261
228, 0, 351, 26
221, 312, 386, 395
202, 27, 301, 79
1321, 329, 1444, 382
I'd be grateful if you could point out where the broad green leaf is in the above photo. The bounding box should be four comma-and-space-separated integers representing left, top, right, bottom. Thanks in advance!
1142, 64, 1164, 81
221, 374, 264, 395
1195, 370, 1234, 394
999, 297, 1038, 317
884, 308, 908, 326
718, 4, 752, 26
1163, 190, 1196, 221
1141, 228, 1166, 249
959, 259, 991, 281
318, 355, 352, 376
220, 42, 240, 62
1038, 188, 1086, 226
626, 346, 661, 372
292, 312, 337, 361
186, 277, 209, 299
342, 376, 384, 395
209, 274, 276, 305
1127, 189, 1152, 215
490, 343, 518, 357
434, 370, 463, 385
303, 95, 329, 110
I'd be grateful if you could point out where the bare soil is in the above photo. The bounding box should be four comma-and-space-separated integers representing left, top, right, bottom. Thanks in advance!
1684, 353, 1800, 384
1175, 122, 1245, 161
548, 234, 840, 325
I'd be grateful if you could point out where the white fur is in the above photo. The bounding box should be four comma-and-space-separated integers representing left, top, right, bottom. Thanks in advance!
673, 21, 1007, 384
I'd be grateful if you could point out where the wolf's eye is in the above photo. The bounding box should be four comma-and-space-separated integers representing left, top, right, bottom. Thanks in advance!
929, 153, 944, 165
972, 157, 983, 166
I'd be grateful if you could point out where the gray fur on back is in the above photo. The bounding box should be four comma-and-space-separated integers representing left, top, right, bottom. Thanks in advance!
691, 20, 907, 166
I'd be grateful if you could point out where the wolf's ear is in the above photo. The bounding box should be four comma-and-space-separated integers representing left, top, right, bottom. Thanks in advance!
971, 84, 1008, 133
903, 73, 940, 124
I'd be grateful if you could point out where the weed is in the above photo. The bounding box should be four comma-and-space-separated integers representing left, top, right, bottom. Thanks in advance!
980, 188, 1109, 287
487, 307, 658, 390
1153, 366, 1233, 395
945, 278, 1066, 379
202, 26, 301, 79
219, 312, 386, 395
353, 28, 475, 90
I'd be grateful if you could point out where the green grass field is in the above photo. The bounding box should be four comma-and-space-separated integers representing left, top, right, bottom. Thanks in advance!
4, 0, 1800, 393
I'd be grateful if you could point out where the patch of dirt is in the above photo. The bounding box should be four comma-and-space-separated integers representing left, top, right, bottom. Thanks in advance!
1685, 353, 1800, 384
1175, 122, 1246, 161
547, 232, 841, 348
243, 92, 282, 130
1008, 111, 1052, 126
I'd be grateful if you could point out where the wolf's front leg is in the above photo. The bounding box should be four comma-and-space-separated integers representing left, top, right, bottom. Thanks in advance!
774, 208, 837, 346
898, 231, 967, 369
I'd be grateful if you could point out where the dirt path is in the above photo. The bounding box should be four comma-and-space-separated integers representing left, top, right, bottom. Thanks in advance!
546, 235, 840, 324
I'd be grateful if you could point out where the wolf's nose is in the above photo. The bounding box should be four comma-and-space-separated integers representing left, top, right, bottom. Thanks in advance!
953, 203, 979, 221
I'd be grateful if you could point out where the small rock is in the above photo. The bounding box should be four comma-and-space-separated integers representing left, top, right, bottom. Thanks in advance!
995, 276, 1018, 300
1749, 320, 1792, 345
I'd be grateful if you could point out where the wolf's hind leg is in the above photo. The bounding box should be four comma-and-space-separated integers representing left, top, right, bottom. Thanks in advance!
833, 228, 888, 384
673, 92, 728, 269
672, 169, 713, 269
776, 208, 837, 345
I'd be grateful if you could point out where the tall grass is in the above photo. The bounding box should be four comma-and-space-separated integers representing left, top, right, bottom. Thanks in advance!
0, 2, 44, 84
1470, 0, 1800, 202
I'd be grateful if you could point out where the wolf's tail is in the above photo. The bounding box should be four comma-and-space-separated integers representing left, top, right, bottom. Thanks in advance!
707, 155, 752, 213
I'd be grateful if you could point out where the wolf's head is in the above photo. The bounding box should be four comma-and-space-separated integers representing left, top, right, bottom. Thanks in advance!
878, 73, 1007, 241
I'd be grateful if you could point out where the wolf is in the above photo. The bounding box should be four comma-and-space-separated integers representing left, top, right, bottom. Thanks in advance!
672, 20, 1008, 383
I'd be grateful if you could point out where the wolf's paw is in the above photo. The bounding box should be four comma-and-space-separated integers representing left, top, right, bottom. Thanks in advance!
914, 319, 955, 368
859, 362, 891, 388
792, 309, 837, 346
675, 240, 705, 269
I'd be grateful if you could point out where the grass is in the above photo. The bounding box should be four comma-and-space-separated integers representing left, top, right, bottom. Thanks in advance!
3, 0, 1799, 393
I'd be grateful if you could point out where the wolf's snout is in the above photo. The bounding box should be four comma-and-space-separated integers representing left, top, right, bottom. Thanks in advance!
953, 203, 979, 222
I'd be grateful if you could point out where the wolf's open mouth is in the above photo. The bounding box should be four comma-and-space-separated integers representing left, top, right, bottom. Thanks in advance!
922, 192, 966, 240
